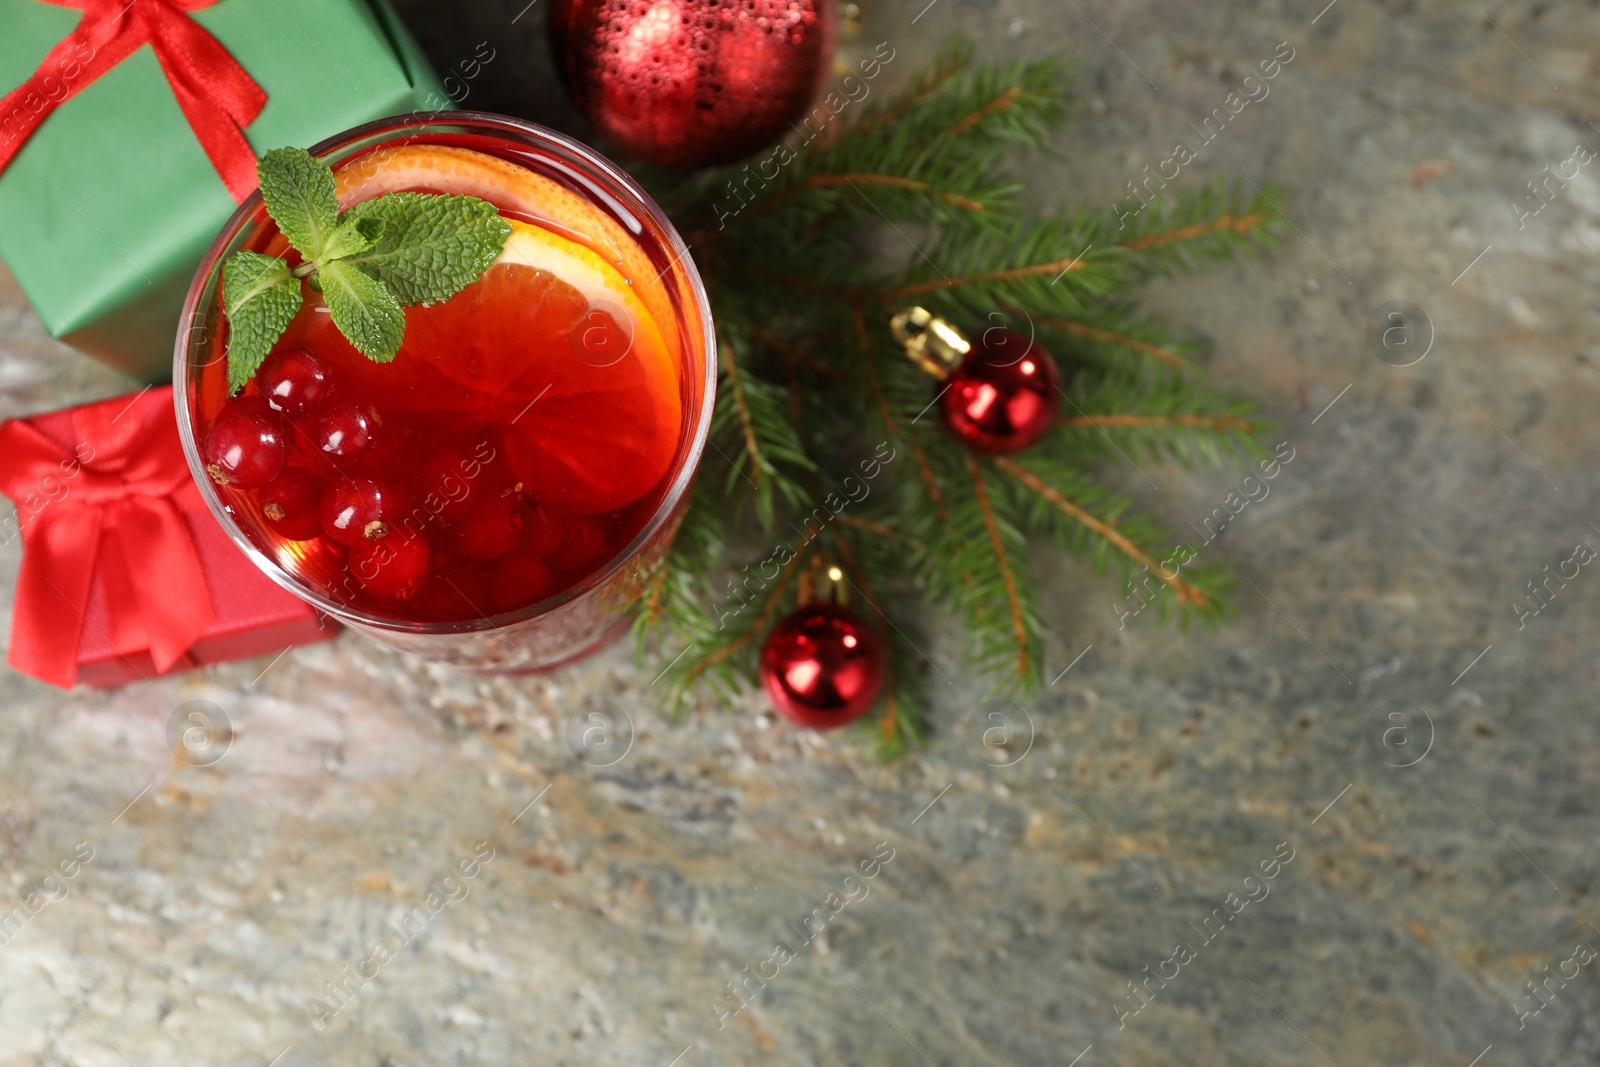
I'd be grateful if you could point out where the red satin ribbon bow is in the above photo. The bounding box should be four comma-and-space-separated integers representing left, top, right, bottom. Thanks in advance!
0, 387, 215, 688
0, 0, 266, 202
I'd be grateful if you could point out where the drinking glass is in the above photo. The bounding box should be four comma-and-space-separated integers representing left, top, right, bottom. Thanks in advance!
174, 112, 715, 671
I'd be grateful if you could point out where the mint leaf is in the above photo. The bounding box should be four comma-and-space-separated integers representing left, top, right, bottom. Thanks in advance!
257, 147, 339, 261
221, 147, 512, 389
318, 213, 383, 264
338, 192, 511, 305
319, 259, 405, 361
222, 251, 303, 393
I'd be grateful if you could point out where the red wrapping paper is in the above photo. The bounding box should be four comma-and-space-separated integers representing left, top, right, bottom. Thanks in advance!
0, 386, 334, 689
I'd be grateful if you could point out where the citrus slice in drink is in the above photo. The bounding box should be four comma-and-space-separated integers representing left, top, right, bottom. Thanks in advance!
400, 220, 682, 515
332, 143, 682, 368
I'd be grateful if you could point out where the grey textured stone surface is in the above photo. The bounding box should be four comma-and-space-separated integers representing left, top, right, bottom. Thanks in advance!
3, 0, 1600, 1064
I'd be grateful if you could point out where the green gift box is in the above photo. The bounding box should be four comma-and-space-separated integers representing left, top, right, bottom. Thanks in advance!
0, 0, 449, 380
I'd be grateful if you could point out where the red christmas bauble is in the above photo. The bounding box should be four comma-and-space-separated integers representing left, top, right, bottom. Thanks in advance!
940, 327, 1061, 454
548, 0, 836, 169
759, 603, 885, 729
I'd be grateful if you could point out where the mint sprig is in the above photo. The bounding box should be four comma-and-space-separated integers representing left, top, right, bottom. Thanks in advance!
222, 252, 302, 393
318, 260, 405, 361
222, 147, 512, 393
339, 193, 510, 305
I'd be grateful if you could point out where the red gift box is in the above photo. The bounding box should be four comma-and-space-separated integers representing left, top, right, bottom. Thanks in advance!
0, 386, 335, 689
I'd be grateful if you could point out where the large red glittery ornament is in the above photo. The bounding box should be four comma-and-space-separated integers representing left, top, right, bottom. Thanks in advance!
892, 308, 1061, 455
760, 594, 885, 729
548, 0, 837, 168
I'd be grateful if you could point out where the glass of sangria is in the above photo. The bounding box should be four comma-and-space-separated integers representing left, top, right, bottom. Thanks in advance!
173, 113, 715, 671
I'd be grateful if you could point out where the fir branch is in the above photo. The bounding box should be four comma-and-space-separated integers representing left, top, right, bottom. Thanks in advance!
851, 42, 972, 135
878, 246, 1093, 300
744, 174, 989, 221
1106, 179, 1284, 280
676, 575, 789, 689
630, 483, 728, 653
711, 43, 1067, 247
709, 325, 815, 525
1122, 211, 1266, 250
832, 523, 931, 759
880, 657, 900, 749
866, 208, 1120, 318
872, 641, 926, 759
1056, 365, 1273, 469
857, 304, 948, 518
1059, 413, 1258, 433
753, 329, 846, 383
642, 564, 671, 628
1027, 311, 1189, 371
871, 182, 1280, 320
907, 49, 1069, 155
994, 455, 1210, 610
721, 338, 766, 495
659, 545, 809, 714
966, 453, 1032, 681
832, 534, 910, 754
836, 514, 922, 549
943, 85, 1026, 142
635, 38, 1278, 753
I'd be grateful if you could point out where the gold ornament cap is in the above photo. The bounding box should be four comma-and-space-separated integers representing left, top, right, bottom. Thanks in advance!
890, 306, 971, 380
797, 554, 851, 607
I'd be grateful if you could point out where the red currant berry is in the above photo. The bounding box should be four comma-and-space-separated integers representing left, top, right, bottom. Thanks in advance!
456, 497, 525, 561
257, 347, 332, 418
523, 509, 607, 571
260, 467, 325, 541
357, 414, 421, 479
411, 448, 478, 525
417, 566, 488, 618
488, 556, 553, 614
550, 516, 608, 571
521, 506, 566, 557
348, 530, 431, 599
217, 394, 273, 423
204, 414, 285, 489
320, 478, 412, 546
314, 404, 381, 461
411, 434, 507, 524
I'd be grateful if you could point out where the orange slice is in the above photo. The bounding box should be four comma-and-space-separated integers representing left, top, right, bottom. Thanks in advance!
332, 143, 684, 370
401, 220, 683, 514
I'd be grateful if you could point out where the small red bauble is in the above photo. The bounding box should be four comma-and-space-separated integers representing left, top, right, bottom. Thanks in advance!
759, 603, 885, 729
942, 328, 1061, 455
548, 0, 837, 168
892, 307, 1062, 455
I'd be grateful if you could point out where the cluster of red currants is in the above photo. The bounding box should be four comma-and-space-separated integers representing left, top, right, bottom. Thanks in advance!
200, 348, 609, 617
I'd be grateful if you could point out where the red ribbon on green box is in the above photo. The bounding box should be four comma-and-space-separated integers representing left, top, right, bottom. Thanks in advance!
0, 0, 448, 379
0, 0, 267, 202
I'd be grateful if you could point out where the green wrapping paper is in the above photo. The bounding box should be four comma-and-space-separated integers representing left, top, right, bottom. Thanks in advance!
0, 0, 448, 379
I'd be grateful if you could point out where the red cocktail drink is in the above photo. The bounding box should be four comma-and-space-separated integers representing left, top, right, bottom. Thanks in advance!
176, 114, 714, 670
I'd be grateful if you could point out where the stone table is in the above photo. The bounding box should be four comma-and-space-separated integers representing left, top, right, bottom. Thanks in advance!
3, 0, 1600, 1064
